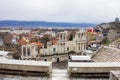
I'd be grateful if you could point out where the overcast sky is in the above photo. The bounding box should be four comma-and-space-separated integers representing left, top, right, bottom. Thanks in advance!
0, 0, 120, 23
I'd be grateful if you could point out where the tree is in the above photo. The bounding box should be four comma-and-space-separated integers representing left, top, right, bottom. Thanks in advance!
41, 37, 50, 48
12, 51, 21, 59
3, 34, 13, 47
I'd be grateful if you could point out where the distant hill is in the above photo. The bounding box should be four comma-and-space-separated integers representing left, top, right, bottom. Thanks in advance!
94, 21, 120, 33
0, 20, 97, 28
94, 19, 120, 41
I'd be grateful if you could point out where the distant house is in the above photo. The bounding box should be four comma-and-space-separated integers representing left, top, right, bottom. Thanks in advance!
11, 34, 19, 44
10, 29, 31, 34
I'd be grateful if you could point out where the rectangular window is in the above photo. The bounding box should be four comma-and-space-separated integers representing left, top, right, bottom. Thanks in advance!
81, 33, 84, 39
23, 47, 26, 57
78, 33, 80, 38
53, 48, 56, 52
79, 47, 80, 50
67, 47, 69, 51
27, 47, 30, 56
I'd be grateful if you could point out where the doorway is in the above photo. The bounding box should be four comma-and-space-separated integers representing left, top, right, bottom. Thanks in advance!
57, 58, 60, 62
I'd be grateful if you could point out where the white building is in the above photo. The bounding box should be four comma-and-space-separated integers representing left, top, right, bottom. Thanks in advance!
21, 44, 38, 60
10, 29, 31, 34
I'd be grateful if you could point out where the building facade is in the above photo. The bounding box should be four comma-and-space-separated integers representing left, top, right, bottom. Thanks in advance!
21, 29, 87, 62
21, 44, 38, 60
39, 29, 87, 62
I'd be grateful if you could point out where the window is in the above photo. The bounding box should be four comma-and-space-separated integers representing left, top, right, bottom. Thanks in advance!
36, 47, 38, 51
64, 36, 65, 39
27, 47, 30, 56
23, 47, 26, 57
53, 48, 56, 52
79, 47, 80, 50
81, 33, 84, 38
78, 33, 80, 38
67, 47, 69, 51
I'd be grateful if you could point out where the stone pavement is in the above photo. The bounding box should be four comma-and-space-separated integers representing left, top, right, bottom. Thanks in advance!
52, 61, 68, 69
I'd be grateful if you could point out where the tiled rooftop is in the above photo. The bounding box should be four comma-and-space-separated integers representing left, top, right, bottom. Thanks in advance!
92, 46, 120, 62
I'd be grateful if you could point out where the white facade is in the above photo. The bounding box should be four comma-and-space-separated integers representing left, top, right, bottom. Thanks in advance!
40, 29, 87, 59
0, 29, 30, 34
21, 44, 38, 60
71, 56, 91, 61
0, 30, 11, 33
11, 30, 31, 34
21, 29, 87, 61
73, 29, 87, 52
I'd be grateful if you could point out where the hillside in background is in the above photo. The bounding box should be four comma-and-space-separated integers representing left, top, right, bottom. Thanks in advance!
94, 18, 120, 41
0, 20, 97, 28
94, 20, 120, 33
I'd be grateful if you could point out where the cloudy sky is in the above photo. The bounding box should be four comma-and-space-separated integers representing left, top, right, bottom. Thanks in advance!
0, 0, 120, 23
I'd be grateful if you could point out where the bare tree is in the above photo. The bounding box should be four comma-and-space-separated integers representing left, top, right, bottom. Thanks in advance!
3, 34, 12, 47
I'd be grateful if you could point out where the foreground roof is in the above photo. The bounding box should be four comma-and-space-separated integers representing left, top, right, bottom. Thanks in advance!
92, 46, 120, 62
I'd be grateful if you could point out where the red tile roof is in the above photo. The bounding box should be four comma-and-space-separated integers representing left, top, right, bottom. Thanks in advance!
30, 42, 43, 47
18, 39, 27, 45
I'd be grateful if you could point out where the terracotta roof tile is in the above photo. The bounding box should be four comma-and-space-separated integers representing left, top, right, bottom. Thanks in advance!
30, 42, 43, 47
